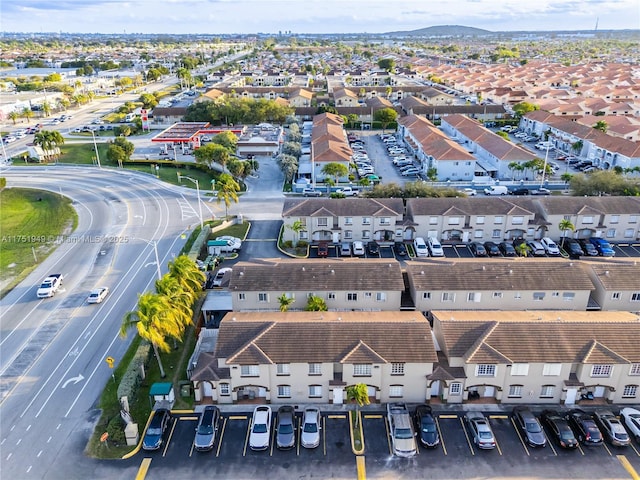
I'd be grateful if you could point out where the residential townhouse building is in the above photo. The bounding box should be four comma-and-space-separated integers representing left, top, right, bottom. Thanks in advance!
440, 114, 539, 180
288, 88, 314, 108
585, 262, 640, 312
190, 311, 437, 405
282, 198, 405, 244
407, 259, 595, 314
228, 258, 404, 312
310, 113, 352, 183
397, 114, 477, 182
431, 310, 640, 405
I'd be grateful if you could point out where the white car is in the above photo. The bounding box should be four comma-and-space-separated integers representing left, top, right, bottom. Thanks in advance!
352, 241, 365, 256
212, 268, 232, 287
458, 188, 477, 197
37, 274, 64, 298
620, 407, 640, 442
427, 237, 444, 257
215, 236, 242, 252
413, 237, 429, 257
87, 287, 109, 304
301, 407, 321, 449
401, 168, 420, 177
540, 237, 560, 255
249, 406, 272, 451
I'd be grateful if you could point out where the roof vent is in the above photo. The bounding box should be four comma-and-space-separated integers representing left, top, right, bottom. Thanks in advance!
232, 317, 236, 322
509, 269, 513, 274
605, 270, 610, 276
331, 269, 335, 274
421, 270, 425, 275
482, 265, 486, 271
569, 262, 574, 267
239, 271, 244, 276
302, 266, 306, 271
337, 316, 342, 321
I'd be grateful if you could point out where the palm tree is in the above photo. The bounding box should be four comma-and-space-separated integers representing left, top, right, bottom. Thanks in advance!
34, 130, 65, 162
346, 383, 370, 428
514, 241, 529, 257
304, 295, 327, 311
42, 101, 52, 118
8, 111, 19, 125
559, 219, 575, 248
571, 140, 583, 156
155, 274, 195, 312
167, 254, 205, 298
286, 220, 306, 247
120, 292, 184, 378
21, 107, 35, 124
277, 293, 294, 312
215, 173, 240, 219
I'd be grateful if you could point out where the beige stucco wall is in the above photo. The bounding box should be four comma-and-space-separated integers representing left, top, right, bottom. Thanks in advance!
232, 289, 402, 311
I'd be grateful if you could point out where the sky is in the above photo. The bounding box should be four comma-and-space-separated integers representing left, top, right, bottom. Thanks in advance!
2, 0, 639, 35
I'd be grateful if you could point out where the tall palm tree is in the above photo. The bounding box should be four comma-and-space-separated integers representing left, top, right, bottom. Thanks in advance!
8, 111, 19, 125
216, 173, 240, 219
120, 292, 184, 378
346, 383, 370, 428
167, 254, 206, 298
286, 220, 305, 247
21, 107, 35, 124
155, 274, 195, 312
559, 219, 575, 248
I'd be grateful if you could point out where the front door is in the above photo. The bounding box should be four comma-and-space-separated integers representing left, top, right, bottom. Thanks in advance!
565, 388, 577, 405
594, 386, 606, 398
333, 387, 344, 405
483, 386, 495, 397
430, 380, 440, 398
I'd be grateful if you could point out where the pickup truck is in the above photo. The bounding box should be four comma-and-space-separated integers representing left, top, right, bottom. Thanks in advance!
37, 274, 64, 298
335, 187, 359, 197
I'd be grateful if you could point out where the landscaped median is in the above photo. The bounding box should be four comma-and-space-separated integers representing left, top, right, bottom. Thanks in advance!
349, 410, 365, 455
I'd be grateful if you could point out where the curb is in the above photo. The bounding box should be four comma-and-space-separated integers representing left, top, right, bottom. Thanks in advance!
349, 410, 365, 455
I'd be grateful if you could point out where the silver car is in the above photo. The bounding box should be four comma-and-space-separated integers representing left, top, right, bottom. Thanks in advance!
465, 412, 496, 450
276, 405, 296, 450
301, 407, 321, 449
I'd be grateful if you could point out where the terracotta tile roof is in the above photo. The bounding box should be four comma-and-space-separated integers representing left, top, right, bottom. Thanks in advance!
230, 258, 405, 292
406, 259, 595, 291
283, 197, 404, 218
405, 197, 534, 217
214, 311, 437, 365
434, 310, 640, 364
588, 262, 640, 290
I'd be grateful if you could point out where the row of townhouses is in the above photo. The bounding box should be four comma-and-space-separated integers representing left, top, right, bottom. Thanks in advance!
281, 196, 640, 245
190, 310, 640, 407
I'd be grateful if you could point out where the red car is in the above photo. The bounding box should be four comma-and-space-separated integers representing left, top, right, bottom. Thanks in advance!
317, 242, 329, 257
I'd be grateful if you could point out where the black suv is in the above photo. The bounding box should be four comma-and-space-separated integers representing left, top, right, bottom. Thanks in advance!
563, 238, 584, 259
366, 241, 380, 256
510, 187, 530, 196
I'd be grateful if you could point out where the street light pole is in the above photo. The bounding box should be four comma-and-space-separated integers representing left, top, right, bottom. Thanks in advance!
139, 238, 162, 280
91, 130, 101, 168
540, 143, 550, 188
177, 174, 204, 229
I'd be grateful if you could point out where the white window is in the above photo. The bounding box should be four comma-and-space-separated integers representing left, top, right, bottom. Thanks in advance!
299, 230, 308, 239
328, 292, 336, 300
389, 385, 403, 397
624, 228, 635, 238
344, 230, 353, 239
630, 364, 640, 376
494, 216, 504, 225
442, 292, 456, 302
238, 293, 246, 301
474, 230, 484, 238
376, 292, 387, 302
309, 385, 322, 398
476, 216, 485, 225
467, 292, 481, 302
380, 217, 391, 225
277, 385, 291, 398
492, 229, 501, 239
395, 229, 403, 237
362, 230, 371, 239
611, 215, 619, 224
514, 292, 522, 300
540, 385, 555, 398
308, 363, 322, 375
563, 292, 575, 301
276, 363, 290, 375
241, 365, 259, 377
364, 292, 372, 299
317, 217, 328, 227
493, 292, 503, 298
632, 293, 640, 302
449, 383, 462, 395
543, 363, 562, 376
582, 216, 594, 224
219, 383, 230, 396
258, 293, 268, 302
623, 385, 638, 398
591, 365, 612, 377
511, 364, 530, 376
476, 364, 496, 377
422, 292, 431, 299
345, 217, 353, 225
391, 363, 405, 375
533, 292, 545, 301
606, 229, 616, 239
362, 217, 371, 225
429, 216, 438, 225
508, 385, 523, 398
347, 293, 358, 302
552, 292, 560, 297
630, 215, 638, 224
354, 364, 372, 376
612, 292, 621, 300
448, 217, 461, 225
512, 216, 524, 225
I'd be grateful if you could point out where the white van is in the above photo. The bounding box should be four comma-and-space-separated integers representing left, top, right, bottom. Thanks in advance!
483, 185, 509, 196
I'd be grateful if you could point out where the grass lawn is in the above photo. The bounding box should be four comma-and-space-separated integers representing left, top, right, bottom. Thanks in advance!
0, 188, 77, 296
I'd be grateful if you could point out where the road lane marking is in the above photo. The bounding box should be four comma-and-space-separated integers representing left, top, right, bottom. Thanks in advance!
603, 441, 613, 456
541, 427, 557, 456
384, 416, 393, 456
617, 455, 640, 480
356, 455, 366, 480
489, 415, 508, 419
134, 458, 152, 480
459, 417, 475, 456
327, 415, 346, 419
216, 417, 227, 457
179, 416, 198, 421
242, 419, 251, 456
435, 417, 447, 455
510, 417, 530, 456
439, 414, 458, 419
363, 414, 382, 419
163, 418, 178, 457
228, 415, 247, 420
630, 442, 640, 457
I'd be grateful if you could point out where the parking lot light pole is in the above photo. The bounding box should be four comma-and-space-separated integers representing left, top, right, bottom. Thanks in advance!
177, 174, 204, 229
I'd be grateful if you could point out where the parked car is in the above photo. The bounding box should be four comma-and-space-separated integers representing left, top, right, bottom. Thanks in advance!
563, 238, 584, 259
513, 407, 546, 448
541, 410, 578, 449
469, 242, 487, 257
413, 237, 429, 257
484, 185, 509, 196
414, 405, 439, 448
620, 407, 640, 442
589, 237, 615, 257
87, 286, 109, 304
527, 240, 547, 257
427, 237, 444, 257
366, 241, 380, 256
465, 412, 496, 449
595, 410, 631, 447
249, 406, 272, 451
566, 409, 603, 446
483, 241, 501, 257
510, 187, 530, 196
301, 407, 321, 449
578, 239, 599, 256
352, 241, 365, 256
530, 187, 552, 196
317, 242, 329, 258
540, 237, 560, 255
401, 168, 421, 177
215, 235, 242, 252
340, 243, 351, 256
387, 403, 417, 457
212, 267, 232, 287
193, 406, 220, 451
394, 242, 407, 257
302, 187, 323, 197
276, 405, 296, 450
142, 408, 171, 451
498, 241, 517, 257
457, 188, 477, 196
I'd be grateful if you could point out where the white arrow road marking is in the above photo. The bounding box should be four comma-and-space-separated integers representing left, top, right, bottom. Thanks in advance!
61, 374, 84, 389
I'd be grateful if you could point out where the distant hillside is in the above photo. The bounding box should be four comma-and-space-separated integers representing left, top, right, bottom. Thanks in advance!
386, 25, 493, 36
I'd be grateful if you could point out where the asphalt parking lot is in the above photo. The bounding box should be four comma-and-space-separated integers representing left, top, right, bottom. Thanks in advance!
135, 407, 640, 479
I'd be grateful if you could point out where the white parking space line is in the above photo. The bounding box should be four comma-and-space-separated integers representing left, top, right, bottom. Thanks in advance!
215, 417, 227, 457
435, 416, 447, 455
510, 417, 530, 456
459, 417, 475, 456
